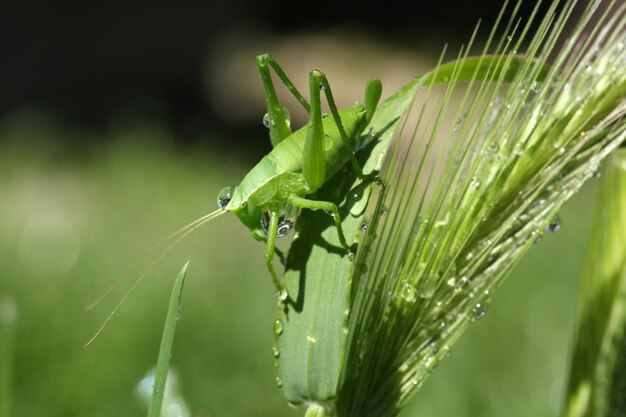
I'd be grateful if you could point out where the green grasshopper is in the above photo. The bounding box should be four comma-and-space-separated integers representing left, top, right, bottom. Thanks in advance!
85, 54, 547, 347
216, 53, 382, 299
85, 53, 381, 345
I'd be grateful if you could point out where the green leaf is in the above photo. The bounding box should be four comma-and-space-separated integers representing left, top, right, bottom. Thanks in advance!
275, 72, 420, 407
148, 261, 188, 417
563, 149, 626, 417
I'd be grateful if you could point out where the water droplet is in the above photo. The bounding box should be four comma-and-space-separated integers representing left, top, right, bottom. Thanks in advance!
399, 280, 417, 302
272, 346, 280, 358
380, 207, 389, 216
283, 107, 291, 127
274, 319, 284, 335
262, 113, 270, 128
533, 230, 544, 244
217, 186, 235, 209
446, 277, 456, 287
306, 335, 318, 343
423, 355, 437, 368
322, 113, 328, 119
360, 222, 369, 231
275, 376, 283, 388
473, 303, 488, 319
559, 147, 565, 155
471, 177, 481, 188
418, 279, 437, 299
261, 209, 297, 238
547, 222, 560, 233
579, 130, 586, 138
456, 276, 469, 289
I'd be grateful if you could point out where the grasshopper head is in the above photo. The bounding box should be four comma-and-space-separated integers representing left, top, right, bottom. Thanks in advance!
217, 186, 251, 215
217, 186, 264, 233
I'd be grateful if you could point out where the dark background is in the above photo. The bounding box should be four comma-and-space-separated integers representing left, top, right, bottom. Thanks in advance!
1, 0, 554, 144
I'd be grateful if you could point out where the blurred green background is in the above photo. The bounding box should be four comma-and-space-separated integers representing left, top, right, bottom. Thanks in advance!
0, 1, 597, 416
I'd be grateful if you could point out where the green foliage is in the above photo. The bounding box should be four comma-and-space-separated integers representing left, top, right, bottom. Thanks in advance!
271, 0, 626, 416
337, 0, 626, 414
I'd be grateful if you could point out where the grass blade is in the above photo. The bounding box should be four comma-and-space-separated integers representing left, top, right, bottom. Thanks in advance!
563, 149, 626, 417
0, 298, 17, 417
148, 261, 189, 417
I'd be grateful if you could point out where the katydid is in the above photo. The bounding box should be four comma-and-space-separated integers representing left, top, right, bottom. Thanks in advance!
216, 53, 383, 299
86, 54, 542, 346
84, 54, 382, 345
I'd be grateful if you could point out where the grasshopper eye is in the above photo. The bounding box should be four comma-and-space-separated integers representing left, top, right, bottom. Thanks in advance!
261, 211, 296, 237
217, 186, 234, 209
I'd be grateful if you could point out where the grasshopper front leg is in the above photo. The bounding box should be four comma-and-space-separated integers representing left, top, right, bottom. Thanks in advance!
252, 229, 287, 265
256, 53, 311, 148
264, 210, 288, 300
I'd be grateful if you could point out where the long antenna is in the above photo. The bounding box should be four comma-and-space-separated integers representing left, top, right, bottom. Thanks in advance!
84, 208, 226, 347
85, 210, 226, 311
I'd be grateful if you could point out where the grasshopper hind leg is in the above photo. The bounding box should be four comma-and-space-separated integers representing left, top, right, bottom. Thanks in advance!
287, 194, 351, 256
